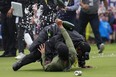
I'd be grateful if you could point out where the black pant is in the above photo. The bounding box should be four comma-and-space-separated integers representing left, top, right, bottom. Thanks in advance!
1, 13, 17, 55
17, 26, 33, 53
19, 48, 41, 67
78, 10, 103, 49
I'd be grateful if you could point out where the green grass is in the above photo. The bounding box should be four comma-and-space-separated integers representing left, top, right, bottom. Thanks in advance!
0, 44, 116, 77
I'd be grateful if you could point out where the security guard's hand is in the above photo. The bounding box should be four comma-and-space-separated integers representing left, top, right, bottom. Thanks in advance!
80, 2, 89, 10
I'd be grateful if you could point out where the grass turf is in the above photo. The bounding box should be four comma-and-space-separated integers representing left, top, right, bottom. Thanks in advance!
0, 43, 116, 77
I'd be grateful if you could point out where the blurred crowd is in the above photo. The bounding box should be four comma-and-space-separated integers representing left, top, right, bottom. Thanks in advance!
84, 5, 116, 44
0, 3, 115, 45
98, 5, 116, 43
0, 1, 116, 52
0, 1, 115, 54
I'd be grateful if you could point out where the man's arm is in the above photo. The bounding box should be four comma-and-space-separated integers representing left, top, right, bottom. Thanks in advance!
66, 0, 80, 11
55, 19, 77, 55
80, 1, 89, 10
39, 43, 63, 71
56, 19, 77, 68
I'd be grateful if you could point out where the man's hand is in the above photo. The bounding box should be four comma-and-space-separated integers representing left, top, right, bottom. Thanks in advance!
55, 19, 63, 28
38, 43, 45, 54
7, 7, 13, 17
80, 2, 89, 10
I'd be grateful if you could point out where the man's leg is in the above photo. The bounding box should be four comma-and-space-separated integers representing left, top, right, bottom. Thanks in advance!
12, 49, 41, 71
78, 10, 89, 37
7, 16, 17, 56
90, 14, 104, 53
0, 13, 9, 56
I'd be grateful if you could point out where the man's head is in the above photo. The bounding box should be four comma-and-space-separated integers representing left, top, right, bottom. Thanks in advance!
76, 42, 91, 60
56, 42, 69, 61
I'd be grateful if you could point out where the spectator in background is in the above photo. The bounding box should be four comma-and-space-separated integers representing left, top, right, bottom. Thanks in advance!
0, 12, 1, 23
77, 0, 108, 53
14, 0, 37, 60
0, 12, 2, 39
0, 0, 17, 57
107, 7, 114, 27
0, 12, 3, 50
112, 11, 116, 42
107, 7, 115, 43
57, 0, 80, 28
99, 13, 113, 43
36, 0, 58, 30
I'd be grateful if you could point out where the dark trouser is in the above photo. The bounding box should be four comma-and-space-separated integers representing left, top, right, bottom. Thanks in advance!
13, 38, 42, 70
17, 26, 33, 53
19, 48, 41, 67
17, 26, 25, 53
78, 10, 103, 49
1, 13, 17, 55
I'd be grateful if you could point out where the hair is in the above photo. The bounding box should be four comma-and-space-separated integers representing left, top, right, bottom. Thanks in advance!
56, 42, 69, 61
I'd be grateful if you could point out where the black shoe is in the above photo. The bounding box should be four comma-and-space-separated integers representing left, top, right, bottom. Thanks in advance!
12, 61, 22, 71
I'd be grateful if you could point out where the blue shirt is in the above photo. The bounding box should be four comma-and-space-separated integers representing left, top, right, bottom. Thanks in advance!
99, 20, 112, 39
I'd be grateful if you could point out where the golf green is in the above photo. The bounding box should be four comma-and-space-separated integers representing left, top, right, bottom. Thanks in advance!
0, 44, 116, 77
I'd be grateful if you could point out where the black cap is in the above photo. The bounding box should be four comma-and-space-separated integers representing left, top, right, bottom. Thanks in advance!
77, 42, 91, 60
63, 21, 75, 31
